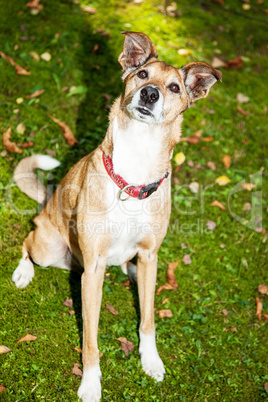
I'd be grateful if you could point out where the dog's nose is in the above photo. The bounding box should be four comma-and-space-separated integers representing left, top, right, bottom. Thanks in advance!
140, 86, 159, 104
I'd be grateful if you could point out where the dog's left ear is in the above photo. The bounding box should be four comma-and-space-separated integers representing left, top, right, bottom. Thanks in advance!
118, 31, 158, 74
180, 62, 222, 104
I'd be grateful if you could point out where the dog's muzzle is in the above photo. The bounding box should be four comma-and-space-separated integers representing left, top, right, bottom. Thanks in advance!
140, 86, 159, 105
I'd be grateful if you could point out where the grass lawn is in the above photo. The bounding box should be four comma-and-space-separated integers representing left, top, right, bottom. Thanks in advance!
0, 0, 267, 400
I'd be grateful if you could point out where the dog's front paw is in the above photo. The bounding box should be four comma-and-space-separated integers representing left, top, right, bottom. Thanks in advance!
12, 257, 34, 288
141, 352, 165, 382
78, 367, 102, 402
139, 332, 165, 382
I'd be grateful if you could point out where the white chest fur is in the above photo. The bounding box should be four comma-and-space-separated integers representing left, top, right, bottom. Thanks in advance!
112, 117, 164, 185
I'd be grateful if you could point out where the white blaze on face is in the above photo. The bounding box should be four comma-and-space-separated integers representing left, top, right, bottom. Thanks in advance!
127, 84, 164, 125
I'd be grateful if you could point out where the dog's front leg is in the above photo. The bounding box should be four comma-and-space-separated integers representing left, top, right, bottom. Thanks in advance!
78, 253, 106, 402
137, 249, 165, 382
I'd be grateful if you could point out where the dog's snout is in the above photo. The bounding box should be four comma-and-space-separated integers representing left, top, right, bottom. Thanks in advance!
140, 86, 159, 104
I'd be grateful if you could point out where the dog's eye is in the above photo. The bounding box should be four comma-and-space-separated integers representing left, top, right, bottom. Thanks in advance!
169, 84, 180, 93
137, 70, 148, 79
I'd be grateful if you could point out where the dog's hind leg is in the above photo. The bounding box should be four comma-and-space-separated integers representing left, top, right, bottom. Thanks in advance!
12, 222, 71, 288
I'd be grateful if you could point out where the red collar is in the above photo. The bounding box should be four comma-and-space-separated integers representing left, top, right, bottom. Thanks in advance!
102, 152, 169, 200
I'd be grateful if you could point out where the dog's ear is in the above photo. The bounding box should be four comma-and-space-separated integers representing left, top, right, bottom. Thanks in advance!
118, 31, 158, 74
180, 62, 222, 104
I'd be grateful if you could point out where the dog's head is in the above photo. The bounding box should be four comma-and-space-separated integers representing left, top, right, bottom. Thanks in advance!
119, 31, 222, 125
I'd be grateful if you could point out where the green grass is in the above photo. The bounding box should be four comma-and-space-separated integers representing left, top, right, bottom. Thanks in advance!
0, 0, 267, 400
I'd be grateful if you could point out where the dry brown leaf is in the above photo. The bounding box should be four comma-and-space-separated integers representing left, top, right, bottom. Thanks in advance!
68, 310, 75, 315
0, 51, 31, 75
72, 363, 83, 376
225, 57, 243, 70
166, 260, 179, 288
105, 303, 118, 315
48, 115, 78, 146
222, 154, 231, 168
262, 313, 268, 322
26, 0, 43, 12
117, 337, 134, 355
162, 298, 170, 305
3, 126, 22, 154
122, 279, 130, 287
180, 135, 201, 145
21, 141, 34, 149
0, 385, 6, 393
182, 254, 192, 265
221, 308, 228, 317
26, 89, 45, 99
211, 57, 225, 68
236, 93, 249, 103
62, 299, 73, 308
255, 297, 263, 320
82, 5, 97, 13
239, 183, 256, 191
73, 347, 82, 353
17, 334, 37, 343
237, 105, 248, 116
202, 136, 213, 142
211, 200, 226, 210
156, 282, 175, 296
258, 284, 268, 295
0, 345, 11, 354
189, 182, 199, 194
207, 161, 216, 170
265, 382, 268, 391
158, 309, 173, 318
243, 202, 252, 211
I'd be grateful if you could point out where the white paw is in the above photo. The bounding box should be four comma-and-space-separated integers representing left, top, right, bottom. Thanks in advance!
12, 257, 34, 288
139, 331, 165, 382
78, 366, 102, 402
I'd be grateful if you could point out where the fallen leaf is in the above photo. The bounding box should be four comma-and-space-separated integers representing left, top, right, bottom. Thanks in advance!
156, 282, 175, 296
207, 161, 216, 170
258, 284, 268, 295
62, 299, 73, 308
117, 337, 134, 355
215, 175, 231, 186
243, 202, 252, 211
237, 105, 248, 116
211, 200, 226, 210
178, 49, 192, 56
180, 135, 201, 145
0, 51, 31, 75
189, 182, 199, 194
231, 327, 237, 332
73, 347, 82, 353
242, 3, 250, 10
206, 220, 216, 230
68, 310, 75, 315
162, 298, 170, 305
16, 123, 26, 135
72, 363, 83, 376
225, 57, 243, 70
222, 154, 231, 168
26, 0, 43, 10
17, 334, 37, 343
0, 385, 6, 393
48, 115, 78, 146
26, 89, 45, 99
105, 303, 118, 315
221, 308, 228, 316
263, 313, 268, 322
158, 309, 173, 318
211, 57, 225, 68
236, 93, 249, 103
21, 141, 34, 149
16, 97, 24, 104
82, 5, 97, 13
182, 254, 191, 265
242, 139, 250, 144
92, 43, 99, 54
239, 183, 256, 191
167, 260, 179, 288
256, 297, 263, 320
264, 382, 268, 391
3, 126, 22, 154
41, 52, 51, 61
29, 51, 40, 61
0, 345, 11, 354
174, 152, 186, 166
202, 136, 213, 142
122, 279, 130, 287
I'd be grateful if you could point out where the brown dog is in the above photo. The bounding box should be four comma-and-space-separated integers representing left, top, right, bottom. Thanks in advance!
12, 32, 221, 401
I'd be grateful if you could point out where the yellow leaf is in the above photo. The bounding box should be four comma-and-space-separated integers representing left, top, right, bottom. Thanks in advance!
178, 49, 192, 56
174, 152, 186, 166
215, 175, 231, 186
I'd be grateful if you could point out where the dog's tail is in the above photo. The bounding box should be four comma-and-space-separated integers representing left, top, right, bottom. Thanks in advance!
14, 155, 60, 204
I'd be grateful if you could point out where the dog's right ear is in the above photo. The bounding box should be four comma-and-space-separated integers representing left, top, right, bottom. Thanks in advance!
118, 31, 158, 76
